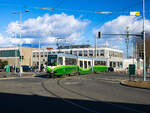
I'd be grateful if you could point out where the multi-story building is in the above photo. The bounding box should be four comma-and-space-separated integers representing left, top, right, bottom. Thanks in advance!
0, 47, 36, 67
136, 34, 150, 67
32, 45, 124, 70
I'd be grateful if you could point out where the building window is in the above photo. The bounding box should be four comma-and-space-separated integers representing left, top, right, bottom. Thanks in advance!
84, 50, 88, 56
73, 51, 77, 56
79, 51, 82, 56
100, 50, 104, 56
65, 51, 69, 54
0, 50, 20, 57
97, 50, 100, 56
89, 50, 93, 56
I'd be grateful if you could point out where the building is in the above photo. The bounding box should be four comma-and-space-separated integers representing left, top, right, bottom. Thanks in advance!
0, 47, 36, 67
136, 34, 150, 67
32, 46, 124, 70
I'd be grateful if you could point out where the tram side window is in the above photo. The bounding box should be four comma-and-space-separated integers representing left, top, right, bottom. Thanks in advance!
101, 61, 106, 65
58, 57, 63, 65
47, 55, 57, 66
80, 61, 83, 68
65, 58, 77, 65
103, 61, 106, 65
94, 61, 101, 65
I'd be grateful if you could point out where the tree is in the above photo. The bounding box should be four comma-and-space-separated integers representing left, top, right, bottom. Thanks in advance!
0, 60, 8, 69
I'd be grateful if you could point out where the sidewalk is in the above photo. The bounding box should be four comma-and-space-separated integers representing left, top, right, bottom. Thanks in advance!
0, 72, 36, 78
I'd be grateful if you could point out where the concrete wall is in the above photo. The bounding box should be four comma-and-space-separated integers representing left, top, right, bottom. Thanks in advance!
21, 47, 37, 66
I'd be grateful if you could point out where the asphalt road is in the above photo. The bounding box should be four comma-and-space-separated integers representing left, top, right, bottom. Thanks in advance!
0, 72, 149, 113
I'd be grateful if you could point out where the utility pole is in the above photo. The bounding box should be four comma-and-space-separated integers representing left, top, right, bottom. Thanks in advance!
143, 0, 146, 81
19, 10, 22, 77
132, 41, 134, 65
126, 26, 129, 59
14, 32, 17, 74
12, 9, 29, 77
38, 40, 41, 72
95, 35, 97, 58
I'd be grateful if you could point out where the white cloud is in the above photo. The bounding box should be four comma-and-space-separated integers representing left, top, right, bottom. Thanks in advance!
0, 33, 34, 47
6, 13, 89, 47
96, 15, 150, 35
95, 15, 150, 50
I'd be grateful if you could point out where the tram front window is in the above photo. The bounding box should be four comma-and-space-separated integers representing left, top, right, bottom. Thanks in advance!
48, 55, 57, 66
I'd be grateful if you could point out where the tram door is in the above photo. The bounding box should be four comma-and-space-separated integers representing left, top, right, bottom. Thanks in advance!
79, 61, 83, 68
88, 61, 91, 68
84, 61, 87, 69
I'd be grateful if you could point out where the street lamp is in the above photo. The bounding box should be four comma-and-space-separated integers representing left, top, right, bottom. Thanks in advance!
12, 9, 30, 77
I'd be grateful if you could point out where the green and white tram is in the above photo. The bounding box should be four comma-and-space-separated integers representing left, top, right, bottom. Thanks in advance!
46, 53, 108, 76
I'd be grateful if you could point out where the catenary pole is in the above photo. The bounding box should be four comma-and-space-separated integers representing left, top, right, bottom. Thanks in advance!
19, 10, 22, 77
143, 0, 146, 81
39, 40, 41, 72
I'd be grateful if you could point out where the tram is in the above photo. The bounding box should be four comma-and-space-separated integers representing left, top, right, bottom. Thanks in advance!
46, 53, 108, 76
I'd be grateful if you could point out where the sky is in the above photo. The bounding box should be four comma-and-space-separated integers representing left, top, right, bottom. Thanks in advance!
0, 0, 150, 56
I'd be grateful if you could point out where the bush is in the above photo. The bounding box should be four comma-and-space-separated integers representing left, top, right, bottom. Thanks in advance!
0, 60, 8, 69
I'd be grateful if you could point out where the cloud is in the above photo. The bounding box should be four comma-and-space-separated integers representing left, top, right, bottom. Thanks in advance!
99, 16, 150, 34
94, 15, 150, 50
6, 13, 89, 47
0, 33, 34, 47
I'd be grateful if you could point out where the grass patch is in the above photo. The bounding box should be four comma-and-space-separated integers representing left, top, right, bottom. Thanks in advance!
123, 81, 150, 89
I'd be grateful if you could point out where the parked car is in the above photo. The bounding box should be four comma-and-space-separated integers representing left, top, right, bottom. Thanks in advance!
22, 65, 33, 72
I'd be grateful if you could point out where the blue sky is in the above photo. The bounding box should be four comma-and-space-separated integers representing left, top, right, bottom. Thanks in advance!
0, 0, 150, 54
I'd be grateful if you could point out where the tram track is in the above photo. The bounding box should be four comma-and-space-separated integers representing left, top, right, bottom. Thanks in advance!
41, 78, 100, 113
56, 77, 146, 113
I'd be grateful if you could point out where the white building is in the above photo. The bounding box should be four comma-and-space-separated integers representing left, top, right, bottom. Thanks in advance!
123, 58, 143, 70
32, 46, 124, 70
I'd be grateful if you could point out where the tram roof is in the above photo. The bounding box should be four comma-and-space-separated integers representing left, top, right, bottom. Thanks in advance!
49, 53, 107, 61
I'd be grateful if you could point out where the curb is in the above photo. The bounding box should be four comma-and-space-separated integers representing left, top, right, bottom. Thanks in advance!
120, 81, 150, 90
0, 76, 36, 80
0, 73, 36, 80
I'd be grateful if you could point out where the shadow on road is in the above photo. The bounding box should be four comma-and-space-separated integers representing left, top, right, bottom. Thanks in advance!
35, 74, 50, 78
0, 92, 149, 113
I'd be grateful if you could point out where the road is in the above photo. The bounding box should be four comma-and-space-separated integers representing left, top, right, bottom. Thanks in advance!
0, 72, 149, 113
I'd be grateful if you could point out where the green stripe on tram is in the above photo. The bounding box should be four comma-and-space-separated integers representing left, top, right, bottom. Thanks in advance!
47, 65, 108, 76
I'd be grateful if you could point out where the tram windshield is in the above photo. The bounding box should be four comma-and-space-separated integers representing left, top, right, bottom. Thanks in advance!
47, 55, 57, 66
